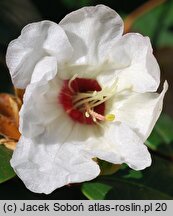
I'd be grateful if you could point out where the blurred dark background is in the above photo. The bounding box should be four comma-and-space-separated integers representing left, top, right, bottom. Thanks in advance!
0, 0, 173, 199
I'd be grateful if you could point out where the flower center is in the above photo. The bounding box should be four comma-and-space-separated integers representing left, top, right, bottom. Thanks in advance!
59, 76, 115, 125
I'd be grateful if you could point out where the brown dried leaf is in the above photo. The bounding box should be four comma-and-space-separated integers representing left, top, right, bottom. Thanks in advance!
8, 96, 20, 127
14, 88, 25, 104
0, 94, 14, 118
0, 114, 20, 140
0, 94, 20, 125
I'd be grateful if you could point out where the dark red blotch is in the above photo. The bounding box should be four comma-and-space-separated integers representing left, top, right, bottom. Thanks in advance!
59, 78, 105, 124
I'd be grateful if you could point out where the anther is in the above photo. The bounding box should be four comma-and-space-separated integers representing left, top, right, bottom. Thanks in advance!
105, 114, 115, 122
85, 112, 90, 118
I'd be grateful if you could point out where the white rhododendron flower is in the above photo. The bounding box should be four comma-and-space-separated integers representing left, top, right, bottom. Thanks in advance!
6, 5, 167, 194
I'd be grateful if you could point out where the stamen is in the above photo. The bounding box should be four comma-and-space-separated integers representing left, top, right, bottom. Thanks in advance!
61, 77, 117, 125
71, 80, 117, 124
68, 74, 78, 93
73, 80, 117, 110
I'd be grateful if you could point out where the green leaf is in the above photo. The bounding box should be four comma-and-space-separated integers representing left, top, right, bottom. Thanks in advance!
0, 145, 15, 184
146, 114, 173, 158
81, 182, 112, 200
132, 0, 173, 47
123, 169, 143, 179
81, 155, 173, 200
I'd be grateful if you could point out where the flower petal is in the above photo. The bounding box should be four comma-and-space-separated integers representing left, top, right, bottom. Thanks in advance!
60, 5, 123, 65
114, 81, 168, 141
19, 77, 63, 138
31, 56, 57, 84
6, 21, 73, 88
116, 33, 160, 93
11, 134, 100, 194
12, 112, 102, 194
97, 33, 160, 93
87, 122, 151, 170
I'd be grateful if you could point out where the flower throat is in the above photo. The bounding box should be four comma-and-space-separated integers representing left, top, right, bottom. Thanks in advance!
59, 76, 115, 125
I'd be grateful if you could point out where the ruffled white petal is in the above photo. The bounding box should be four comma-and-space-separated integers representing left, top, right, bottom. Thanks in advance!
97, 33, 160, 93
60, 5, 123, 66
87, 122, 151, 170
11, 133, 100, 194
114, 81, 168, 141
31, 56, 57, 84
19, 76, 63, 138
6, 21, 73, 88
116, 33, 160, 93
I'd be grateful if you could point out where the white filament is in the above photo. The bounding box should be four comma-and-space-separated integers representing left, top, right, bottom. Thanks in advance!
73, 80, 117, 110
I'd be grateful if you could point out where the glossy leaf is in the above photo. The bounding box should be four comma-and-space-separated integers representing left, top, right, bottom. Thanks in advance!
81, 182, 112, 200
146, 114, 173, 158
0, 145, 15, 184
81, 155, 173, 200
